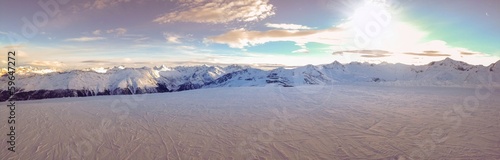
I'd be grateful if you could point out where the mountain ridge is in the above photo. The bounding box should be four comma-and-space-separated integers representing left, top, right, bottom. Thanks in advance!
1, 58, 499, 101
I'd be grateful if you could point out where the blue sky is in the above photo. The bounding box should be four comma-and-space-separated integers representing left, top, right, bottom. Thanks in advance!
1, 0, 499, 70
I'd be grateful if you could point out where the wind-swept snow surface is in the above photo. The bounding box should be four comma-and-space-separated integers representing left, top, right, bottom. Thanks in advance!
1, 85, 500, 159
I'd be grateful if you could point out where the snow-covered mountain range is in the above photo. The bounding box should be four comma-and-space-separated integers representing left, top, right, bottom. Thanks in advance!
1, 58, 499, 101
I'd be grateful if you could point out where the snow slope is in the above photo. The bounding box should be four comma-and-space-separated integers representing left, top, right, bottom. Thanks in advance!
1, 58, 499, 101
1, 85, 499, 159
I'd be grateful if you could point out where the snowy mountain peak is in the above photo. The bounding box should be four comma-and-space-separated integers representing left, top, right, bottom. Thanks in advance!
108, 65, 126, 70
432, 57, 466, 66
427, 57, 473, 71
90, 67, 108, 73
331, 61, 342, 65
223, 64, 247, 71
1, 66, 58, 75
229, 64, 247, 68
303, 64, 316, 68
154, 65, 171, 71
443, 57, 453, 61
322, 61, 344, 70
490, 60, 500, 71
200, 64, 212, 68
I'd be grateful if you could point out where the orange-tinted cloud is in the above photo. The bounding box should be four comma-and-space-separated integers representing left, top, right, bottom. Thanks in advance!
333, 50, 392, 58
404, 51, 451, 57
154, 0, 275, 24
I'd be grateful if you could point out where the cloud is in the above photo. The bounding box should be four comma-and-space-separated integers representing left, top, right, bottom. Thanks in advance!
205, 28, 348, 51
84, 0, 132, 9
460, 51, 478, 55
65, 36, 106, 42
177, 45, 196, 50
131, 44, 154, 48
154, 0, 275, 24
206, 17, 497, 65
66, 28, 126, 42
164, 33, 182, 44
92, 30, 102, 35
133, 37, 150, 43
404, 51, 451, 57
81, 60, 110, 63
106, 28, 127, 35
292, 49, 309, 54
360, 54, 389, 58
167, 36, 181, 44
265, 23, 314, 30
29, 61, 65, 67
333, 50, 392, 58
3, 44, 25, 49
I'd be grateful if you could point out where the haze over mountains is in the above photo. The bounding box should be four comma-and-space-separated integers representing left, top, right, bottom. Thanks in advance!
1, 58, 499, 101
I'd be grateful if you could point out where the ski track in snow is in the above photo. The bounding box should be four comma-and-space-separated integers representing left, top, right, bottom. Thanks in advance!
1, 85, 500, 159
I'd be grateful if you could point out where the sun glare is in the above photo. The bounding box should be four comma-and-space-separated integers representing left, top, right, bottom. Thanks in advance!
351, 0, 388, 25
335, 0, 496, 65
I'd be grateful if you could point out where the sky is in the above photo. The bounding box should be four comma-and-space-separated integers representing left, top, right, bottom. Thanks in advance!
0, 0, 499, 70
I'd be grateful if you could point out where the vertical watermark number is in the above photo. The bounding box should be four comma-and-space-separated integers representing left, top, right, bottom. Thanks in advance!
6, 51, 17, 152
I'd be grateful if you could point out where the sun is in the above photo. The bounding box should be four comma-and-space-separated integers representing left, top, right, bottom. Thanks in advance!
336, 0, 457, 64
337, 0, 393, 30
335, 0, 395, 50
351, 0, 390, 26
341, 0, 425, 50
